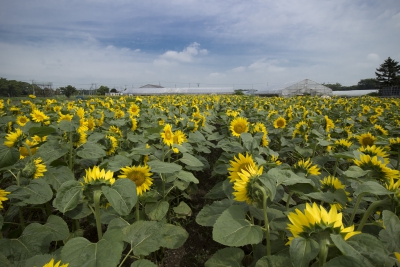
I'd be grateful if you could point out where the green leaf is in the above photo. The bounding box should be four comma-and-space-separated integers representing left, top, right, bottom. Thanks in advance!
102, 178, 137, 216
105, 154, 132, 171
270, 168, 312, 186
205, 247, 244, 267
213, 205, 263, 246
53, 180, 83, 213
0, 214, 3, 229
159, 223, 189, 249
35, 140, 69, 163
295, 146, 313, 158
123, 221, 161, 256
259, 173, 277, 200
343, 166, 369, 178
8, 179, 53, 205
196, 199, 233, 227
24, 254, 55, 267
240, 132, 254, 151
41, 215, 70, 241
255, 255, 292, 267
305, 191, 336, 203
323, 256, 365, 267
145, 201, 169, 221
64, 202, 92, 219
76, 142, 106, 159
175, 170, 199, 184
173, 201, 192, 218
131, 259, 158, 267
28, 126, 56, 137
289, 237, 319, 267
0, 146, 19, 170
41, 166, 75, 191
331, 234, 393, 267
61, 235, 123, 267
179, 153, 204, 167
354, 181, 391, 196
147, 160, 182, 173
204, 181, 225, 199
379, 210, 400, 252
58, 120, 78, 132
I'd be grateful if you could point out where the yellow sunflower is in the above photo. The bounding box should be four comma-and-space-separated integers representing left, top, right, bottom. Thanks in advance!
324, 115, 335, 132
0, 188, 10, 210
228, 152, 257, 182
28, 94, 36, 99
273, 116, 286, 129
21, 157, 47, 179
109, 125, 122, 137
353, 154, 399, 180
130, 117, 138, 131
83, 166, 115, 185
389, 137, 400, 151
19, 138, 39, 159
161, 124, 174, 146
286, 203, 360, 245
128, 103, 140, 116
232, 165, 264, 204
118, 165, 153, 196
31, 109, 49, 123
374, 124, 388, 136
57, 112, 73, 123
320, 176, 350, 211
16, 115, 30, 127
105, 135, 118, 155
4, 128, 24, 148
173, 130, 187, 145
230, 117, 249, 137
357, 132, 376, 147
114, 109, 125, 119
42, 258, 69, 267
358, 145, 389, 164
293, 159, 321, 176
385, 178, 400, 199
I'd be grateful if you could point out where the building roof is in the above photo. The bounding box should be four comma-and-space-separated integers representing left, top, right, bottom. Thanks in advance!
140, 84, 164, 88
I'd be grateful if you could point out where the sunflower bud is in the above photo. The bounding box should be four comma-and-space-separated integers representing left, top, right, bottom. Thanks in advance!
22, 161, 37, 178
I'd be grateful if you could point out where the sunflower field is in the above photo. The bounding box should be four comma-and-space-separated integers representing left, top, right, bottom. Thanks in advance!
0, 95, 400, 267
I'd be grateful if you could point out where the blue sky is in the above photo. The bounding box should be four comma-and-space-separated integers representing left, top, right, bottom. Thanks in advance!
1, 0, 399, 91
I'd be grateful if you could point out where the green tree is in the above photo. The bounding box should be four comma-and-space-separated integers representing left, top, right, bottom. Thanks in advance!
357, 78, 377, 90
97, 85, 110, 95
375, 57, 400, 87
322, 83, 343, 91
110, 88, 118, 93
60, 85, 77, 98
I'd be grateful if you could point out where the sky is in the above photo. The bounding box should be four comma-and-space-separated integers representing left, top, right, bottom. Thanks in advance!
1, 0, 399, 91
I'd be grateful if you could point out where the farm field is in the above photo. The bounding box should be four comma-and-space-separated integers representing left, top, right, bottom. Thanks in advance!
0, 94, 400, 267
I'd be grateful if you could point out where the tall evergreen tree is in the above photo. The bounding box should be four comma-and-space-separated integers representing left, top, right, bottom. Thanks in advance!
375, 57, 400, 87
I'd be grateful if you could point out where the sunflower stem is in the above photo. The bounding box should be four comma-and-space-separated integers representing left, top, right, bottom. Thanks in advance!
349, 193, 363, 226
332, 158, 339, 177
135, 201, 140, 222
118, 247, 133, 267
93, 190, 103, 240
318, 237, 329, 267
15, 171, 25, 230
68, 130, 73, 171
357, 198, 390, 231
286, 191, 293, 210
22, 142, 33, 158
255, 184, 271, 256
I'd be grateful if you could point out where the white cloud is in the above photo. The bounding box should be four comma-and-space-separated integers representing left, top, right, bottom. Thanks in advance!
248, 58, 285, 72
367, 53, 380, 61
157, 42, 208, 64
231, 66, 246, 73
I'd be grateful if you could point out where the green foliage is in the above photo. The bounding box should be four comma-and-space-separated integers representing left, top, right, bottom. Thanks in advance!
375, 57, 400, 87
60, 85, 77, 98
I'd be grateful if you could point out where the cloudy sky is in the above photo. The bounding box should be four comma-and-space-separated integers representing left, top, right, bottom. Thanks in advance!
1, 0, 399, 91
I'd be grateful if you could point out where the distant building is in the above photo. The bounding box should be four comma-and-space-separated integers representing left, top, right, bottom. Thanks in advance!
140, 84, 164, 88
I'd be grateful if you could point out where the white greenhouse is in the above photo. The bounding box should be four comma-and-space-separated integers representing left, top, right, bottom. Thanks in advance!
258, 79, 333, 97
124, 86, 234, 95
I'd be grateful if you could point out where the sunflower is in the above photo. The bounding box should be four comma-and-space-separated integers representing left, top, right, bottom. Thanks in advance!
28, 94, 36, 99
42, 258, 69, 267
324, 115, 334, 132
286, 203, 360, 245
31, 109, 49, 123
228, 152, 257, 182
104, 135, 118, 155
232, 165, 264, 204
0, 188, 10, 209
72, 128, 87, 147
374, 124, 388, 136
21, 157, 47, 179
353, 154, 399, 180
19, 138, 39, 159
57, 112, 73, 123
173, 130, 187, 145
385, 178, 400, 199
128, 103, 140, 116
389, 137, 400, 151
357, 132, 376, 147
16, 115, 30, 127
130, 117, 138, 131
83, 166, 115, 185
328, 139, 352, 153
4, 128, 24, 148
161, 124, 174, 146
273, 116, 286, 129
230, 117, 249, 137
109, 125, 122, 137
118, 165, 153, 196
114, 109, 125, 119
320, 176, 350, 211
87, 117, 96, 131
358, 145, 389, 164
293, 159, 321, 176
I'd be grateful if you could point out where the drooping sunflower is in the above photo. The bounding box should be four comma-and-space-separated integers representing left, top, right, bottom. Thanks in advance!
293, 159, 321, 176
353, 154, 399, 180
357, 132, 376, 147
109, 125, 122, 137
161, 124, 174, 146
104, 135, 118, 155
130, 117, 138, 131
4, 128, 24, 148
286, 203, 360, 245
42, 258, 69, 267
320, 176, 350, 211
232, 165, 264, 204
228, 152, 257, 182
83, 166, 115, 186
31, 109, 50, 123
230, 117, 249, 137
273, 116, 286, 129
118, 165, 153, 196
71, 128, 87, 147
0, 188, 10, 210
324, 115, 335, 133
16, 115, 30, 127
358, 145, 389, 164
21, 157, 47, 179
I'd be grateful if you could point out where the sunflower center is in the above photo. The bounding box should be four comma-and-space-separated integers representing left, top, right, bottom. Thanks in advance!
234, 124, 244, 133
277, 119, 285, 127
127, 171, 146, 186
361, 137, 374, 146
165, 131, 172, 139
